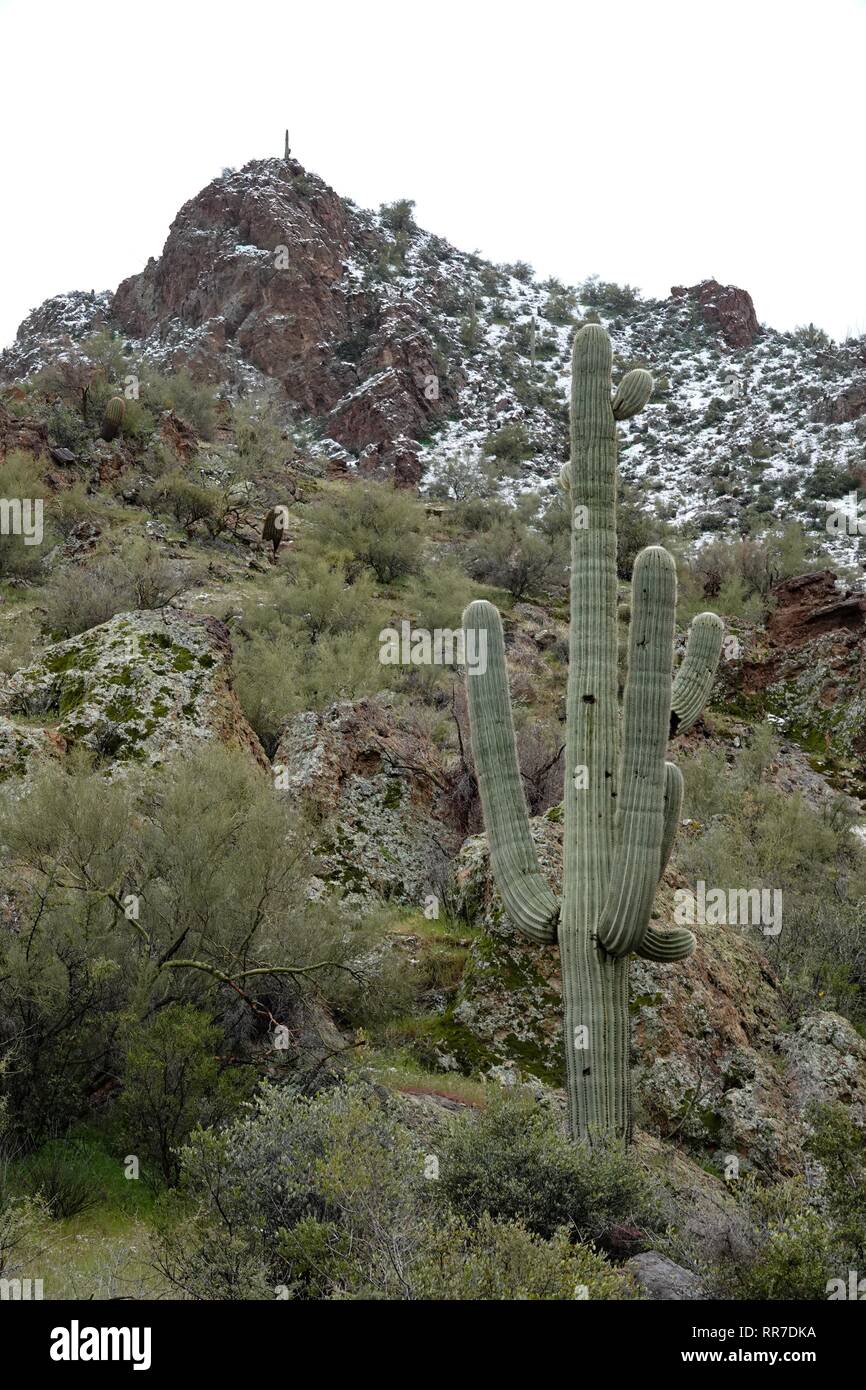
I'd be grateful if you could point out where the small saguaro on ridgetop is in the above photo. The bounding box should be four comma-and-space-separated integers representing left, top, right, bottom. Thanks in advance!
284, 129, 291, 160
463, 321, 725, 1147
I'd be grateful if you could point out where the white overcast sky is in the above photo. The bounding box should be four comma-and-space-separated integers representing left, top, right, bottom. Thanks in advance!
2, 0, 865, 350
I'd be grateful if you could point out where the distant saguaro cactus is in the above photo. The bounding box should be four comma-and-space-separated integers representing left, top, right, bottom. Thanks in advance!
263, 504, 289, 560
101, 396, 126, 441
463, 323, 724, 1145
284, 129, 290, 160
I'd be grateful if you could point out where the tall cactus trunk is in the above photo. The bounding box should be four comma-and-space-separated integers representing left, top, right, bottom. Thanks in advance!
463, 321, 725, 1145
561, 325, 626, 1140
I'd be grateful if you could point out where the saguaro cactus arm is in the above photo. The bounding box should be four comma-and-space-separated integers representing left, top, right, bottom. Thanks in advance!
596, 546, 676, 959
659, 760, 684, 880
638, 925, 696, 962
612, 368, 653, 420
671, 612, 725, 733
463, 599, 560, 944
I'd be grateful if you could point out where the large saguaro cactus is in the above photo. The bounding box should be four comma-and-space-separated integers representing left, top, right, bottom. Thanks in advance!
463, 323, 724, 1144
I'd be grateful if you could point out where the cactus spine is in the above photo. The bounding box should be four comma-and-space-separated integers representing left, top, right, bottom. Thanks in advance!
463, 323, 724, 1144
101, 396, 125, 441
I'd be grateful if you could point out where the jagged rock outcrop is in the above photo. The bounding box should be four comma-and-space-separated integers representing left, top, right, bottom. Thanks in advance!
813, 380, 866, 424
107, 160, 453, 483
272, 693, 462, 906
0, 400, 51, 462
448, 810, 866, 1175
0, 609, 267, 778
0, 291, 112, 381
729, 570, 866, 786
670, 278, 760, 348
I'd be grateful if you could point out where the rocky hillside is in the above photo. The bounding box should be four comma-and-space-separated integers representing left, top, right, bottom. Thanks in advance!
4, 155, 866, 573
1, 150, 865, 1303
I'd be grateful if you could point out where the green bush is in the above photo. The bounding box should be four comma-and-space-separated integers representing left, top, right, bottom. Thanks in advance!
306, 482, 425, 584
414, 1213, 636, 1300
680, 731, 866, 1024
0, 748, 389, 1145
580, 275, 640, 313
42, 540, 189, 637
143, 371, 218, 440
715, 1177, 837, 1300
153, 1080, 634, 1300
150, 473, 221, 535
17, 1140, 101, 1219
804, 1103, 866, 1261
0, 453, 49, 580
119, 1005, 244, 1186
436, 1091, 660, 1245
462, 515, 565, 600
482, 422, 533, 471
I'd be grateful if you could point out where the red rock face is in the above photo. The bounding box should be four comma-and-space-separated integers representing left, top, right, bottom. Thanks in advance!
0, 401, 50, 462
108, 159, 453, 484
765, 570, 866, 647
670, 279, 760, 348
813, 381, 866, 424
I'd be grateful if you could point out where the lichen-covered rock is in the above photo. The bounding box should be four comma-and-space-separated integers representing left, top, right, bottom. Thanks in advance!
0, 715, 65, 783
273, 694, 461, 907
0, 609, 267, 774
624, 1251, 708, 1301
450, 809, 866, 1174
778, 1012, 866, 1122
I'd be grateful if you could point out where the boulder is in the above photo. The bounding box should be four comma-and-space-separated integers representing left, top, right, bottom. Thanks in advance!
272, 693, 461, 907
0, 609, 267, 776
670, 279, 760, 349
625, 1251, 708, 1300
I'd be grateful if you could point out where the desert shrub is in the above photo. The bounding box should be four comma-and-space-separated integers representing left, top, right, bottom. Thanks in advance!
42, 540, 189, 636
143, 371, 218, 440
514, 720, 565, 815
17, 1139, 101, 1219
50, 483, 102, 537
45, 402, 91, 452
154, 1081, 429, 1299
680, 730, 866, 1022
0, 453, 49, 580
436, 1091, 660, 1245
233, 620, 390, 754
791, 323, 832, 350
715, 1177, 837, 1300
413, 1212, 635, 1300
462, 515, 565, 600
378, 198, 416, 235
271, 553, 377, 640
802, 459, 861, 501
0, 748, 388, 1145
804, 1103, 866, 1261
119, 1005, 245, 1186
0, 613, 40, 676
452, 494, 510, 533
153, 1080, 632, 1300
231, 397, 290, 478
425, 446, 494, 502
404, 561, 476, 634
482, 422, 533, 471
0, 1117, 44, 1275
502, 260, 534, 283
150, 473, 221, 534
306, 483, 425, 584
678, 523, 825, 622
617, 483, 666, 579
542, 279, 579, 326
580, 275, 640, 312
